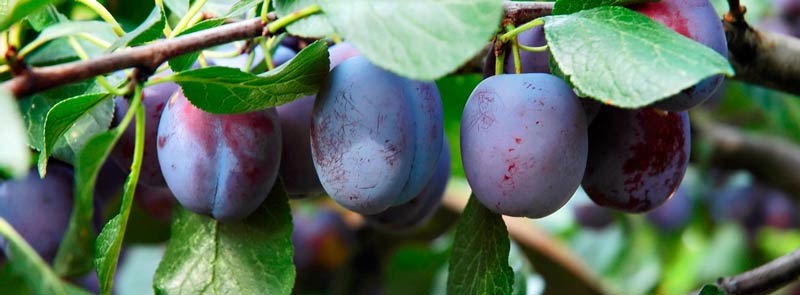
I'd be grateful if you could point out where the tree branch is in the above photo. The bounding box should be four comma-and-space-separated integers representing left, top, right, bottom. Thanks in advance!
692, 112, 800, 199
2, 16, 275, 97
717, 249, 800, 295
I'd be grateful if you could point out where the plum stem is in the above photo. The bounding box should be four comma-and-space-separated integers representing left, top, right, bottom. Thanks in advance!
499, 17, 544, 43
172, 0, 208, 37
75, 0, 126, 37
261, 0, 271, 24
266, 4, 321, 34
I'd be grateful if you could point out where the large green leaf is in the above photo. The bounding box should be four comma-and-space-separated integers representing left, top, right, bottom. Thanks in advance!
447, 196, 514, 295
0, 218, 91, 295
0, 89, 30, 179
108, 5, 166, 51
167, 18, 226, 72
153, 181, 295, 295
543, 6, 734, 108
552, 0, 656, 15
274, 0, 334, 38
26, 4, 67, 31
37, 93, 111, 177
175, 40, 329, 114
0, 0, 62, 31
318, 0, 503, 80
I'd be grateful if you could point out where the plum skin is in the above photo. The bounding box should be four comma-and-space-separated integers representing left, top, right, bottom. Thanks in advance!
311, 56, 444, 214
0, 162, 74, 263
365, 138, 451, 231
156, 90, 282, 221
646, 186, 692, 231
582, 107, 690, 213
632, 0, 728, 111
276, 43, 360, 198
460, 73, 588, 218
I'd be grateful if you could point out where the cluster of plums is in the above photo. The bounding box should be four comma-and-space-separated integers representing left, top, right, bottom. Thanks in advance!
464, 0, 724, 218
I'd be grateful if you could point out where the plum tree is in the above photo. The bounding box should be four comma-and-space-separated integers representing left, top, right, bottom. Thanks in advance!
276, 43, 359, 198
111, 73, 178, 187
631, 0, 728, 111
311, 56, 444, 215
0, 162, 73, 263
582, 107, 690, 213
646, 186, 693, 232
365, 138, 451, 232
461, 73, 588, 218
156, 90, 282, 221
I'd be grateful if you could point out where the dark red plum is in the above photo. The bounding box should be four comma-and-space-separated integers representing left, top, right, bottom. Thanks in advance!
759, 188, 799, 229
573, 202, 615, 230
0, 163, 73, 263
156, 91, 282, 221
632, 0, 728, 111
111, 72, 179, 187
276, 43, 360, 198
461, 74, 588, 218
365, 138, 451, 232
646, 186, 693, 232
582, 107, 690, 213
292, 206, 353, 292
484, 26, 549, 77
311, 56, 444, 214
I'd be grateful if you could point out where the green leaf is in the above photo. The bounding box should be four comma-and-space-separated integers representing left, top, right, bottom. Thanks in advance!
95, 103, 144, 295
53, 129, 123, 277
318, 0, 503, 80
275, 0, 334, 38
167, 18, 226, 72
26, 4, 67, 31
385, 244, 449, 295
543, 6, 734, 108
0, 89, 31, 179
0, 218, 92, 295
0, 0, 62, 31
153, 180, 295, 295
175, 40, 329, 114
552, 0, 656, 15
446, 196, 514, 295
226, 0, 261, 17
22, 21, 114, 56
37, 93, 110, 177
163, 0, 188, 18
698, 284, 726, 295
108, 6, 166, 51
49, 97, 114, 166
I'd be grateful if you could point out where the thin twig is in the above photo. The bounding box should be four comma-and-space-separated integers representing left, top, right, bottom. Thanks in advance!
717, 249, 800, 295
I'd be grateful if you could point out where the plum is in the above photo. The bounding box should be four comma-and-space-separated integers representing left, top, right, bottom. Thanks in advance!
632, 0, 728, 111
156, 90, 282, 221
292, 206, 353, 292
0, 162, 73, 263
276, 43, 360, 198
461, 73, 588, 218
646, 186, 693, 232
573, 202, 615, 230
111, 73, 179, 187
365, 138, 451, 231
582, 107, 690, 213
311, 56, 444, 214
484, 25, 550, 77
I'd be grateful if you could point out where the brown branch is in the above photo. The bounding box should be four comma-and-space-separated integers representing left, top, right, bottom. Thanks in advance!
692, 112, 800, 199
717, 249, 800, 295
2, 16, 275, 97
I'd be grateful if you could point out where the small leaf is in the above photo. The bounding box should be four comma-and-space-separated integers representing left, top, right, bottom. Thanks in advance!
107, 6, 166, 51
175, 40, 329, 114
274, 0, 334, 38
0, 0, 62, 32
698, 284, 726, 295
50, 98, 114, 166
543, 6, 734, 108
26, 4, 67, 31
167, 18, 226, 72
226, 0, 261, 17
153, 180, 295, 295
446, 196, 514, 295
552, 0, 657, 15
0, 218, 91, 295
318, 0, 503, 80
22, 21, 114, 56
53, 130, 122, 277
0, 89, 31, 179
37, 93, 110, 177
